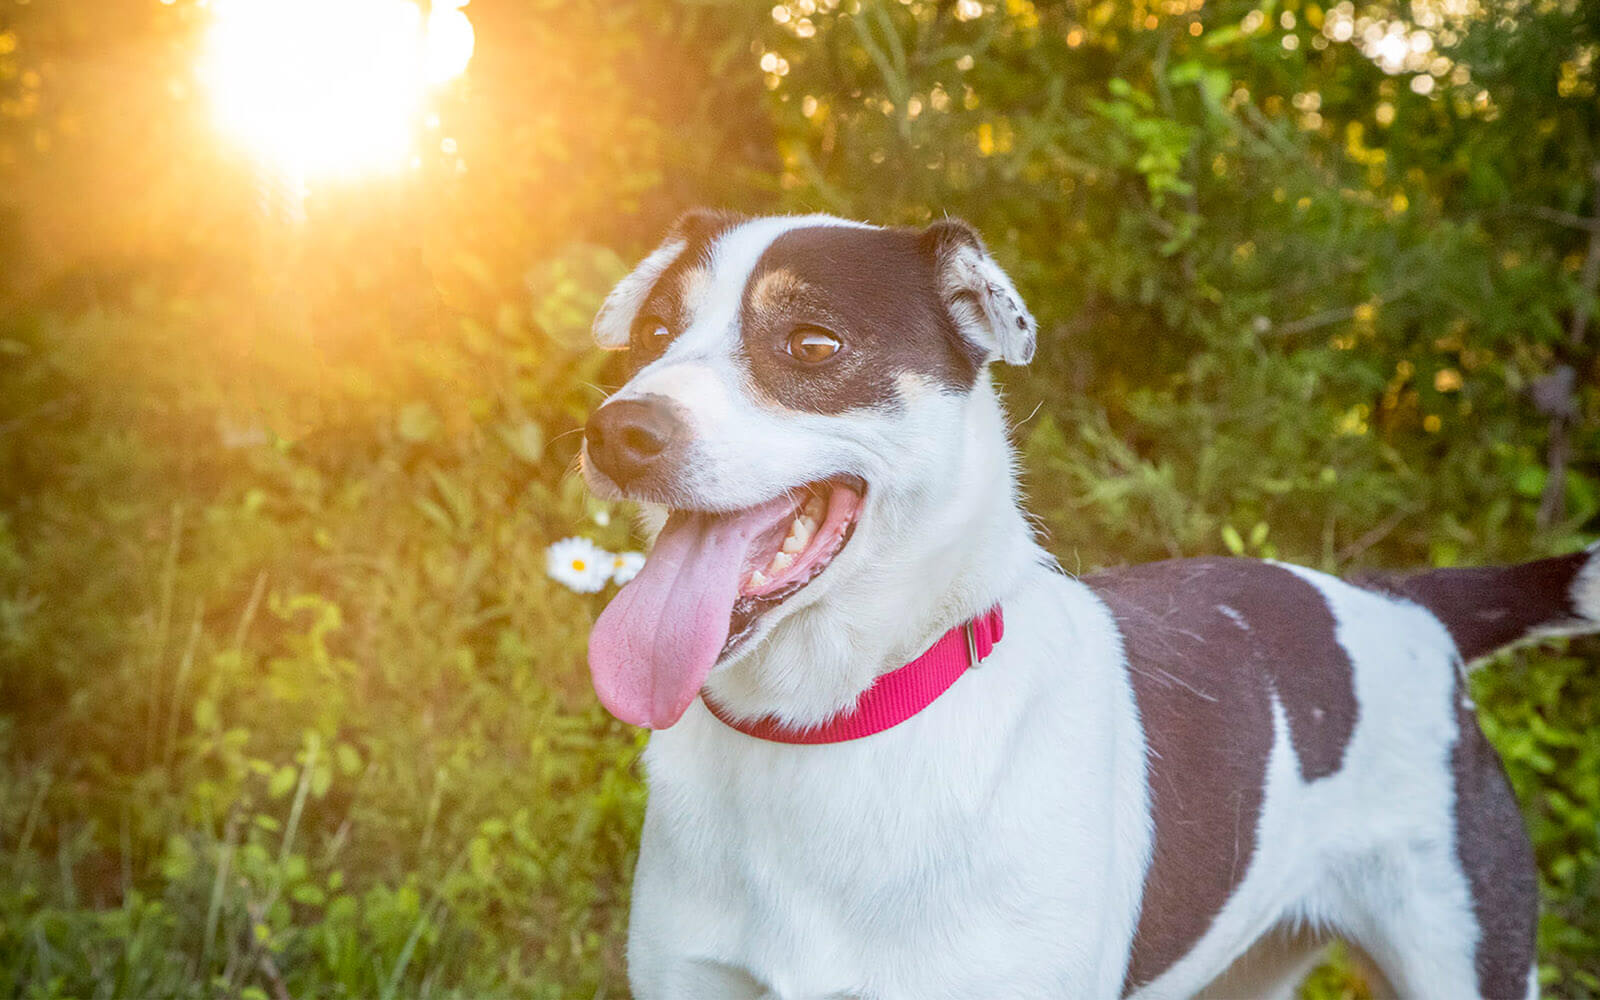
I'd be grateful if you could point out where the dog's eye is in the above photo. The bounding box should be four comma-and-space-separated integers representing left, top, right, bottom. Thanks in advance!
631, 315, 672, 343
785, 326, 842, 364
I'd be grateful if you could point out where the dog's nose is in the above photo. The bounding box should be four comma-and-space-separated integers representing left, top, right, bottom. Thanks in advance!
585, 396, 684, 488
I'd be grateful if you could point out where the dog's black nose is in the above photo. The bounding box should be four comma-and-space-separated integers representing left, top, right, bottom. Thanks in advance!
585, 396, 684, 488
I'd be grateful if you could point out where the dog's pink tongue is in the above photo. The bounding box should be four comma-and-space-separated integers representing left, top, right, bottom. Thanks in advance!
589, 501, 787, 729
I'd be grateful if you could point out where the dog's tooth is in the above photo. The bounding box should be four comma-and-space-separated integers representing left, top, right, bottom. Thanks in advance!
781, 521, 811, 553
770, 551, 794, 573
748, 569, 769, 589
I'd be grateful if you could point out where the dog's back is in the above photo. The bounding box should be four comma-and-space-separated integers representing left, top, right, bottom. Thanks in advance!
1087, 549, 1599, 999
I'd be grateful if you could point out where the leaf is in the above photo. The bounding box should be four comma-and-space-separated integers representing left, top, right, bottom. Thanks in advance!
1515, 463, 1547, 499
159, 835, 196, 881
193, 697, 219, 733
497, 420, 545, 464
397, 402, 440, 444
335, 743, 362, 776
1222, 524, 1246, 555
269, 764, 298, 799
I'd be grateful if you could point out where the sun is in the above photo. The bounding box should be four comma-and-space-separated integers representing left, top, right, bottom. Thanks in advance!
201, 0, 475, 180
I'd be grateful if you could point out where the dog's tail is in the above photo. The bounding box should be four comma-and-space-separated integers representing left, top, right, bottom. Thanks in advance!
1360, 543, 1600, 664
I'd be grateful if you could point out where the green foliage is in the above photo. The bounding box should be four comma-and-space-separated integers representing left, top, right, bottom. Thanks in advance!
0, 284, 648, 997
1, 0, 1597, 996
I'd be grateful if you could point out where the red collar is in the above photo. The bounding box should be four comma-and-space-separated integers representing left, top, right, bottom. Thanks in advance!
702, 606, 1005, 744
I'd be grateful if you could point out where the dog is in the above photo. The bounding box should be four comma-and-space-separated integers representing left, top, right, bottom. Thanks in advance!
578, 209, 1600, 999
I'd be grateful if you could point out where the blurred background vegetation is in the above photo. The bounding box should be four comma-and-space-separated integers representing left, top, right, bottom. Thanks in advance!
0, 0, 1596, 996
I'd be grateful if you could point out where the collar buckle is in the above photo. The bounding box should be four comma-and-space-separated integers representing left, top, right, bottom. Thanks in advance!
964, 620, 982, 669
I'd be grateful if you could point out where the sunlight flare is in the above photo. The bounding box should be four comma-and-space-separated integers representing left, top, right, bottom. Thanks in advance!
201, 0, 474, 180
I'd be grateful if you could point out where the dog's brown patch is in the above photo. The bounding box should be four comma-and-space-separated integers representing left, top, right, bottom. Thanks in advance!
1086, 558, 1358, 994
738, 226, 980, 414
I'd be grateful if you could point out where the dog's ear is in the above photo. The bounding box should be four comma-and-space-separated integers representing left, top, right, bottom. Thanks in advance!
592, 209, 743, 350
592, 234, 689, 350
921, 219, 1036, 366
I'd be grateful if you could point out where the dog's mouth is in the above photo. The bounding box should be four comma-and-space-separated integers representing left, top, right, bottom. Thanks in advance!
587, 477, 866, 729
725, 477, 864, 656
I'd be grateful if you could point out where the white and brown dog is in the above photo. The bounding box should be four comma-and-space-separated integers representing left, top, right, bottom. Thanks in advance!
579, 210, 1600, 999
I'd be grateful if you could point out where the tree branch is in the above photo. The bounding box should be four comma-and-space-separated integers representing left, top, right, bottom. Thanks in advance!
1524, 204, 1600, 234
1566, 162, 1600, 350
1537, 160, 1600, 528
1263, 281, 1419, 338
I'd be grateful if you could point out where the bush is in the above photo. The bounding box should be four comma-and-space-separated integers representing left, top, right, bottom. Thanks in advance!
1, 0, 1596, 996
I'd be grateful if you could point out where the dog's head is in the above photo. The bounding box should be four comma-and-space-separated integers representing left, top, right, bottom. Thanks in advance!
582, 211, 1036, 729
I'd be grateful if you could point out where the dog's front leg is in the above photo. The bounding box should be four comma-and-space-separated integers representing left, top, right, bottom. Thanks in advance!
626, 808, 773, 1000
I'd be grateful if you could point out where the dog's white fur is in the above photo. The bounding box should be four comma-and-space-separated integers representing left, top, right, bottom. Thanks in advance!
584, 214, 1573, 999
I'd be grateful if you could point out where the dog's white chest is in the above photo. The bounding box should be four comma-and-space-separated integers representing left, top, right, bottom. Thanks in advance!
624, 581, 1150, 1000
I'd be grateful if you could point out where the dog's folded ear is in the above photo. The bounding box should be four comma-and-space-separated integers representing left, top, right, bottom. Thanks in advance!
921, 219, 1037, 366
592, 233, 689, 351
592, 209, 744, 350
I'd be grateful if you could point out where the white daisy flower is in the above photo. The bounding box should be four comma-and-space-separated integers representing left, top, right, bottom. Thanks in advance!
610, 551, 646, 586
546, 536, 612, 593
